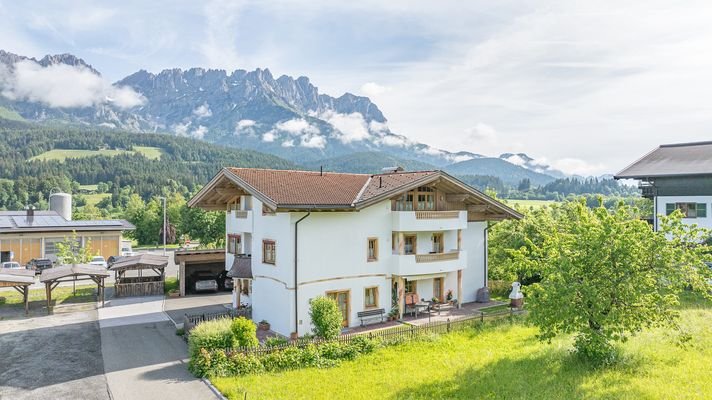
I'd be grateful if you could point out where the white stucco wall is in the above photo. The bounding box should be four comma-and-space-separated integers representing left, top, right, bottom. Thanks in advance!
459, 221, 486, 303
655, 196, 712, 230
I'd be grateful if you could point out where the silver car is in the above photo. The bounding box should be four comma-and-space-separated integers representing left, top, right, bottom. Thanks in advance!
2, 261, 22, 269
193, 272, 218, 292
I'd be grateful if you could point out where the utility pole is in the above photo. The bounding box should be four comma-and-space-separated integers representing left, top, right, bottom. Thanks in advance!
158, 196, 167, 256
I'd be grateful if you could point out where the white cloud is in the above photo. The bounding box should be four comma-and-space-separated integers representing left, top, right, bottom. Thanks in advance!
418, 146, 445, 156
0, 60, 144, 109
192, 103, 212, 118
300, 134, 327, 149
281, 139, 295, 147
200, 0, 244, 69
235, 119, 257, 135
192, 125, 208, 140
262, 131, 276, 142
361, 82, 390, 97
172, 121, 192, 136
549, 158, 606, 177
376, 134, 409, 147
369, 120, 389, 134
319, 110, 372, 144
447, 154, 475, 163
504, 154, 526, 166
274, 118, 319, 135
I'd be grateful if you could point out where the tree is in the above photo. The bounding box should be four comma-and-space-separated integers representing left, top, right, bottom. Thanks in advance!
517, 178, 531, 191
309, 296, 343, 340
520, 200, 711, 364
55, 231, 96, 264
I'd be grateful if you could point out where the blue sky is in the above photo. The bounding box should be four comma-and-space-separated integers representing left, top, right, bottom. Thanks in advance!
2, 0, 712, 174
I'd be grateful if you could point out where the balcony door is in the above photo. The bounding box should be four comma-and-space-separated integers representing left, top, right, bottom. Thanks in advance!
432, 233, 443, 253
327, 290, 350, 327
404, 235, 417, 255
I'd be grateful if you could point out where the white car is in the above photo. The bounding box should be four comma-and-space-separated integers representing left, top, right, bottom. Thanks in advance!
1, 261, 22, 269
89, 256, 108, 268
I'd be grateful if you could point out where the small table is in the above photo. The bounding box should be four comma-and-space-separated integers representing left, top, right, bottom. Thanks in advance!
413, 302, 430, 318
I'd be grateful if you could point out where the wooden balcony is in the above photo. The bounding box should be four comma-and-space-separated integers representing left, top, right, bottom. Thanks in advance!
414, 210, 461, 220
415, 251, 460, 263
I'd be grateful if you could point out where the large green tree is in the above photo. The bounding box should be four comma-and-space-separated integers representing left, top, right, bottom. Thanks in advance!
519, 200, 711, 364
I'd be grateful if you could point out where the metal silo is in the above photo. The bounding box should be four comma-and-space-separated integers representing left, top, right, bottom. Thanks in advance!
49, 192, 73, 221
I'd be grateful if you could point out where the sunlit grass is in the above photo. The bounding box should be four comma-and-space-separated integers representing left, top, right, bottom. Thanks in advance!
29, 146, 163, 162
212, 295, 711, 400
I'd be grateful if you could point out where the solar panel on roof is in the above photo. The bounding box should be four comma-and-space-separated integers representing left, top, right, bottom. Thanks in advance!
9, 216, 123, 228
0, 217, 14, 228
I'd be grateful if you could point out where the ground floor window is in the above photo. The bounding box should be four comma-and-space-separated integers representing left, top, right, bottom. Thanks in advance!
364, 286, 378, 309
404, 279, 416, 294
262, 240, 276, 264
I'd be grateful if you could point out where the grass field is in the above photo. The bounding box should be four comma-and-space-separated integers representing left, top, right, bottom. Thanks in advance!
507, 199, 557, 209
29, 146, 163, 162
83, 193, 111, 207
212, 296, 711, 400
0, 106, 25, 121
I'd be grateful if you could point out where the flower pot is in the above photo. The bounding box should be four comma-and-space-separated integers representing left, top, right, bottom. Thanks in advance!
259, 322, 271, 331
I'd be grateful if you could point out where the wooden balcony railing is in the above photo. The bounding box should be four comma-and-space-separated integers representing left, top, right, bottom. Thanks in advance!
415, 251, 460, 263
414, 210, 461, 220
235, 210, 249, 219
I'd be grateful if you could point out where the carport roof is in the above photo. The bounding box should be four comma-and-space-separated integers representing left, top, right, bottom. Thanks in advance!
109, 254, 169, 271
0, 268, 35, 285
40, 264, 110, 283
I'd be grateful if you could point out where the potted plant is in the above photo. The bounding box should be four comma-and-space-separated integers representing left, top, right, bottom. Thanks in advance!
388, 307, 399, 321
431, 296, 440, 304
258, 320, 271, 331
446, 289, 454, 304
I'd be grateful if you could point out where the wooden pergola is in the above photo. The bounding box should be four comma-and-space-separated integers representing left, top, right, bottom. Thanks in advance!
40, 264, 109, 314
0, 269, 35, 314
110, 254, 168, 297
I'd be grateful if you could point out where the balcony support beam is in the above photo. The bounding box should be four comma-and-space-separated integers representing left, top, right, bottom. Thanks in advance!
457, 269, 463, 309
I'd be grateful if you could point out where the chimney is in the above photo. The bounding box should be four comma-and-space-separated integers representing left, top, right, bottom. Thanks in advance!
320, 166, 323, 176
379, 176, 383, 188
26, 205, 35, 218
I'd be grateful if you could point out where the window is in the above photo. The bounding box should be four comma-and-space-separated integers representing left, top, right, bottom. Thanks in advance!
227, 234, 241, 254
262, 204, 276, 216
394, 193, 414, 211
404, 234, 417, 255
404, 279, 416, 294
432, 233, 443, 253
666, 203, 708, 218
364, 287, 378, 309
367, 238, 378, 262
262, 240, 276, 264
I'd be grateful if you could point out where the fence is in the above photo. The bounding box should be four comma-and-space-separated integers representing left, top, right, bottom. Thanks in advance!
224, 308, 525, 356
183, 307, 252, 332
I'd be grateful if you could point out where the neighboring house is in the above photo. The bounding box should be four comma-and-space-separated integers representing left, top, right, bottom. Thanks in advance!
615, 141, 712, 231
0, 208, 135, 265
189, 167, 522, 337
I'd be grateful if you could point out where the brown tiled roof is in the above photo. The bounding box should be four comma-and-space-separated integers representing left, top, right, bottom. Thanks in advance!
228, 168, 369, 206
358, 171, 438, 202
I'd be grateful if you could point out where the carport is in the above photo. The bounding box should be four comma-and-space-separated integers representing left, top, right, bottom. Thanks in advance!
40, 264, 109, 314
174, 249, 225, 297
110, 254, 169, 297
0, 269, 35, 314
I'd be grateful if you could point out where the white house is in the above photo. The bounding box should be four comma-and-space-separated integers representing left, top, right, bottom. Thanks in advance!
188, 167, 522, 337
615, 141, 712, 231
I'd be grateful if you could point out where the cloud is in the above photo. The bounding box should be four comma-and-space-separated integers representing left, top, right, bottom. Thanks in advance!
300, 134, 327, 149
503, 154, 526, 166
549, 158, 606, 177
465, 123, 497, 143
319, 110, 372, 144
262, 131, 276, 142
274, 118, 319, 135
418, 146, 445, 157
281, 139, 295, 147
192, 125, 208, 139
235, 119, 256, 135
369, 120, 389, 134
376, 134, 409, 147
172, 121, 191, 136
192, 103, 212, 118
0, 60, 144, 109
200, 0, 244, 69
361, 82, 390, 97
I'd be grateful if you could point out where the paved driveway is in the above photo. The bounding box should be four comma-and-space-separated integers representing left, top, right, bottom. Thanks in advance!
99, 296, 216, 400
0, 309, 110, 400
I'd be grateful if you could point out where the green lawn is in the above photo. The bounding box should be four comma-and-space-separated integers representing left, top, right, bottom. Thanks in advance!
0, 284, 100, 307
79, 184, 99, 191
0, 106, 25, 121
83, 192, 111, 207
507, 199, 557, 209
29, 146, 163, 162
212, 297, 711, 400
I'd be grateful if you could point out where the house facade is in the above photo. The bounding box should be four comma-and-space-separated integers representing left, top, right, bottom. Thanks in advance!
189, 167, 521, 337
615, 141, 712, 231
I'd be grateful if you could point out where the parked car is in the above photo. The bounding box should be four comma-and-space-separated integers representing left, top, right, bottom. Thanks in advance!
89, 256, 108, 268
2, 261, 22, 269
217, 270, 234, 291
26, 258, 53, 274
192, 271, 218, 292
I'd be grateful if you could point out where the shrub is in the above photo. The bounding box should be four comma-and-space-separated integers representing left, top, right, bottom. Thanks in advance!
264, 336, 289, 347
231, 317, 259, 348
228, 352, 264, 375
309, 296, 343, 339
190, 348, 213, 377
188, 318, 233, 360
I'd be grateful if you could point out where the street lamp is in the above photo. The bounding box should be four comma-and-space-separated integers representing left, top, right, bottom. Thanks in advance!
157, 196, 167, 256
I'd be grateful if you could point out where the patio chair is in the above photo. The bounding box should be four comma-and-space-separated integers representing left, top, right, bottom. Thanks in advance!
404, 293, 419, 316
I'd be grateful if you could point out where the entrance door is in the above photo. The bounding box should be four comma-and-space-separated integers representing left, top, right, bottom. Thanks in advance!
432, 233, 443, 253
433, 277, 444, 302
327, 290, 350, 327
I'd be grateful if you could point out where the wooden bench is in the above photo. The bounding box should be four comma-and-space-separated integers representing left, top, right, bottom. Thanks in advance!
357, 308, 386, 326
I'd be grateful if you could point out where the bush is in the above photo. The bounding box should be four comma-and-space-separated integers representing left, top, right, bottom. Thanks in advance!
228, 352, 264, 375
264, 336, 289, 347
187, 318, 233, 361
231, 317, 259, 348
309, 296, 343, 340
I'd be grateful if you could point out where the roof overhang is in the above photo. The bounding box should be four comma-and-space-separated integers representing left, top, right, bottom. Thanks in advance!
188, 168, 276, 211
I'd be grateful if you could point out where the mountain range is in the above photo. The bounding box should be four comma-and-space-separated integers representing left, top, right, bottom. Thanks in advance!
0, 49, 567, 186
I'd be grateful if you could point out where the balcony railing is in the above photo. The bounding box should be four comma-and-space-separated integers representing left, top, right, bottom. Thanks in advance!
414, 251, 460, 263
235, 210, 249, 218
414, 210, 461, 220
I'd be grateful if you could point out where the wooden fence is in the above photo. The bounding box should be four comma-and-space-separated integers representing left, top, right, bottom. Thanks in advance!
184, 307, 252, 332
115, 280, 164, 297
224, 308, 524, 356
